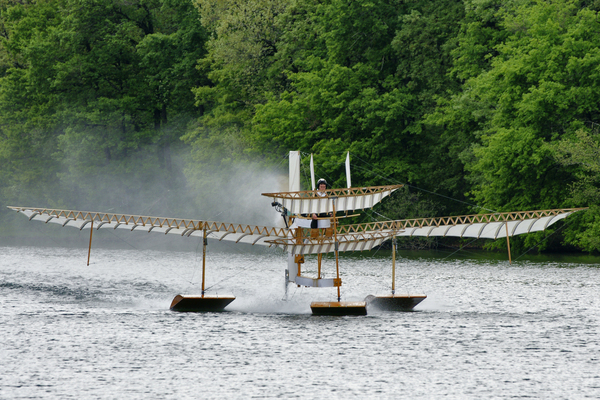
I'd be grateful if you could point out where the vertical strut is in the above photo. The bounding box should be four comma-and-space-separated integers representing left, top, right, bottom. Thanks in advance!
392, 236, 396, 295
332, 198, 341, 302
295, 227, 302, 277
87, 219, 94, 266
505, 222, 512, 265
318, 253, 322, 279
202, 227, 207, 296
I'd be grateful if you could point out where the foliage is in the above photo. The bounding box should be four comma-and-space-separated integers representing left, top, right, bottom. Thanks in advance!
431, 0, 600, 250
2, 0, 600, 253
375, 186, 445, 249
184, 0, 288, 172
551, 128, 600, 251
441, 0, 600, 209
0, 0, 208, 216
248, 0, 467, 209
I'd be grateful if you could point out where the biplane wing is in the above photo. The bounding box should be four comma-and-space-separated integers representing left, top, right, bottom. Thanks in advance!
6, 205, 393, 255
259, 182, 405, 255
6, 206, 289, 246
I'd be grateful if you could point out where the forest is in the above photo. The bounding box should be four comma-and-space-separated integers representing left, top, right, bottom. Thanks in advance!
1, 0, 600, 253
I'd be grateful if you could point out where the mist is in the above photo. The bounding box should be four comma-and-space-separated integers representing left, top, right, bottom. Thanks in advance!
1, 138, 292, 250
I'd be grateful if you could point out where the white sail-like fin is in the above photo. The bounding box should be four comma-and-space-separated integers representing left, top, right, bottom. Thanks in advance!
289, 151, 301, 192
345, 152, 351, 189
310, 153, 315, 191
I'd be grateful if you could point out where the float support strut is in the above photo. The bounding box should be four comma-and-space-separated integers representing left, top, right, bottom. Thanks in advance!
332, 198, 341, 302
392, 237, 396, 295
87, 220, 94, 266
505, 222, 512, 265
202, 227, 207, 296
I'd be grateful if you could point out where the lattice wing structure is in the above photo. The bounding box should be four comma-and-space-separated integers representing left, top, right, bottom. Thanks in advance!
8, 206, 587, 253
394, 208, 587, 239
252, 208, 586, 255
262, 185, 403, 215
266, 230, 396, 255
7, 207, 289, 246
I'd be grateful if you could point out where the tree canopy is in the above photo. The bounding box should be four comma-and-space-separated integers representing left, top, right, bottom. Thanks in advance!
2, 0, 600, 252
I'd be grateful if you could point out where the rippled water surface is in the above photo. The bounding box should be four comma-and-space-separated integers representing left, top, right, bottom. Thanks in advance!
1, 244, 599, 399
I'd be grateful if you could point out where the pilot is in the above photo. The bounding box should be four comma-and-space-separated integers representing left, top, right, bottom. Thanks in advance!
311, 178, 328, 229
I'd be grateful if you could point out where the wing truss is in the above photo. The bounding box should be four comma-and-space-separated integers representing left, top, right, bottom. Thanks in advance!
267, 208, 586, 254
266, 231, 395, 255
8, 206, 587, 254
393, 208, 586, 239
262, 184, 402, 215
7, 206, 288, 246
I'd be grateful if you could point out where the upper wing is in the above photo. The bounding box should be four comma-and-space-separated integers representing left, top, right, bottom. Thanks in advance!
262, 184, 402, 215
7, 206, 289, 246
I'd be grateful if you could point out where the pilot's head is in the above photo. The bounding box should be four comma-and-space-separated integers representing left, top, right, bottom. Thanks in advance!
317, 178, 327, 190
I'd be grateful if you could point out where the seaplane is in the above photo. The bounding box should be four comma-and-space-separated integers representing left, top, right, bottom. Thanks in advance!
7, 151, 587, 315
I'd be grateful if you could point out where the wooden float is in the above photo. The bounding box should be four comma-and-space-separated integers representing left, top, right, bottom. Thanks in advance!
170, 294, 235, 312
310, 301, 367, 316
365, 236, 426, 312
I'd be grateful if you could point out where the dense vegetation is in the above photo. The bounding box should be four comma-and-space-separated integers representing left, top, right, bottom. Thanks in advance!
2, 0, 600, 252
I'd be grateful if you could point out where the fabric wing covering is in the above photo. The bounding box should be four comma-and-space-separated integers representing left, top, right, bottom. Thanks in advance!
8, 206, 587, 253
395, 209, 586, 239
7, 207, 288, 247
265, 230, 397, 255
262, 185, 402, 215
8, 206, 397, 255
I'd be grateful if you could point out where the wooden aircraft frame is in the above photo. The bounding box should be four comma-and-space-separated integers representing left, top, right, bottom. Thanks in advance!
7, 151, 588, 315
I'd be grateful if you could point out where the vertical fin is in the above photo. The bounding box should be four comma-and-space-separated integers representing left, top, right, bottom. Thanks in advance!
345, 151, 351, 189
287, 151, 301, 284
289, 151, 301, 192
310, 153, 316, 190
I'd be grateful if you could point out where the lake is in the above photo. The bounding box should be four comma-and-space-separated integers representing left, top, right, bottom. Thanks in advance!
1, 243, 599, 399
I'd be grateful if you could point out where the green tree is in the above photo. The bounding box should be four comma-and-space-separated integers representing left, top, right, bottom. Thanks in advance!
431, 0, 600, 251
249, 0, 467, 214
436, 0, 600, 211
551, 128, 600, 251
391, 0, 467, 210
0, 0, 63, 205
186, 0, 470, 219
183, 0, 288, 174
0, 0, 209, 216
